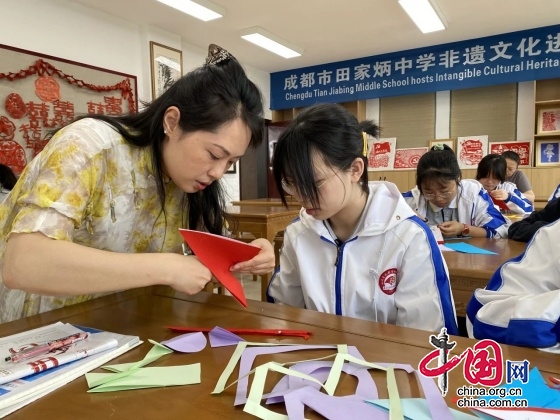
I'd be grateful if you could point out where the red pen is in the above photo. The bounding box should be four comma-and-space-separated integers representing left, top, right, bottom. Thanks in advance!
5, 332, 89, 363
166, 326, 312, 340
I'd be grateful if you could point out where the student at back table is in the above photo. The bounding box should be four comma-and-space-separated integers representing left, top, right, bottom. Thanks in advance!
267, 103, 458, 334
476, 154, 533, 215
502, 150, 535, 203
402, 145, 509, 238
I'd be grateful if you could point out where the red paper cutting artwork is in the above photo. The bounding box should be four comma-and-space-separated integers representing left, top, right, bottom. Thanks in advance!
489, 141, 532, 166
459, 139, 484, 166
0, 49, 137, 174
34, 76, 61, 102
5, 93, 27, 119
393, 148, 428, 169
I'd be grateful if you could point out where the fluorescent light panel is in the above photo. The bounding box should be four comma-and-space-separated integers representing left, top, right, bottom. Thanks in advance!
398, 0, 447, 33
156, 0, 225, 21
239, 27, 302, 59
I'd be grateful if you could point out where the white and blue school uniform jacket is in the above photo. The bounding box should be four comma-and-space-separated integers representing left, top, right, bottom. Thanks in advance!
267, 181, 458, 334
466, 219, 560, 349
549, 183, 560, 201
494, 181, 533, 214
402, 179, 509, 238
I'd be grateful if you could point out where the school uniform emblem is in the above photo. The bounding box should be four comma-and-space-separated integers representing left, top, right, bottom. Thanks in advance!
379, 268, 398, 295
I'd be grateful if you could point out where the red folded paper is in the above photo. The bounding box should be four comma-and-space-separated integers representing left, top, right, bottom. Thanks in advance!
178, 229, 261, 307
490, 195, 510, 211
166, 326, 312, 340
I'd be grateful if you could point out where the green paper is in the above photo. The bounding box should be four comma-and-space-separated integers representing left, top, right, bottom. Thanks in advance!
87, 364, 201, 393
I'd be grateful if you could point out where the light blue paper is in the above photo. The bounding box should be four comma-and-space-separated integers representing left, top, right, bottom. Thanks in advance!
444, 243, 498, 255
366, 398, 478, 419
478, 367, 560, 409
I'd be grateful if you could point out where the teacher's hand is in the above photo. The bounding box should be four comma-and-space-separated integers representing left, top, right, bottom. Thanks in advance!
230, 237, 276, 275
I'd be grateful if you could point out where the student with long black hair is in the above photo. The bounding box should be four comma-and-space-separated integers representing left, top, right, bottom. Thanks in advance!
267, 103, 457, 334
0, 164, 17, 202
0, 45, 275, 323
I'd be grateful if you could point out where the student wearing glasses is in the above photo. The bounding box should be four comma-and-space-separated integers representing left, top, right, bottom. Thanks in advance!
502, 150, 535, 203
402, 145, 509, 238
267, 104, 458, 334
476, 154, 533, 215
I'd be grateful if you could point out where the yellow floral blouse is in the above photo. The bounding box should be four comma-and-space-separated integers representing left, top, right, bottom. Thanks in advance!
0, 118, 185, 323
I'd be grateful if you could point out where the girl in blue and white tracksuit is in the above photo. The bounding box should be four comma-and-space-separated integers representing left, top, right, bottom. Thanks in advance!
267, 104, 458, 334
467, 219, 560, 350
475, 154, 533, 215
402, 146, 509, 239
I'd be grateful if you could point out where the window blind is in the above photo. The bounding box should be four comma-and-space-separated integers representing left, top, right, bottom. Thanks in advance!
450, 84, 517, 143
379, 93, 435, 148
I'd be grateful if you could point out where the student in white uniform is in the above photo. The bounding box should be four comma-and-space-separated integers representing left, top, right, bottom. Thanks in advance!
549, 184, 560, 201
467, 219, 560, 349
267, 103, 458, 334
402, 145, 509, 239
476, 154, 533, 215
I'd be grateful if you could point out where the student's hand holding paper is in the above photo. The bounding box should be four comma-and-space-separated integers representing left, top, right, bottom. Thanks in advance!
490, 189, 509, 201
165, 254, 213, 295
230, 238, 275, 275
438, 221, 463, 237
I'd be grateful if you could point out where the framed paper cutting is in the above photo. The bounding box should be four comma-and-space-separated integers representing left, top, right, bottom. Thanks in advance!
226, 162, 237, 174
535, 139, 560, 167
393, 147, 428, 170
456, 135, 488, 169
489, 141, 532, 167
150, 42, 183, 99
537, 107, 560, 135
367, 137, 396, 171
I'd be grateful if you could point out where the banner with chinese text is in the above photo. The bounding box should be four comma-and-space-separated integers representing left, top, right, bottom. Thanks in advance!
271, 24, 560, 110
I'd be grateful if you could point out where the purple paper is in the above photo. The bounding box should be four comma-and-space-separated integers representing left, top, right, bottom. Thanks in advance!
284, 386, 388, 420
161, 332, 207, 353
265, 361, 378, 404
209, 327, 245, 348
234, 345, 363, 406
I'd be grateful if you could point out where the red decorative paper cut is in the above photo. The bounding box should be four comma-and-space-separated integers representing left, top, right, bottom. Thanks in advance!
394, 148, 428, 169
178, 229, 261, 308
0, 140, 27, 174
35, 76, 61, 102
459, 139, 484, 166
489, 141, 531, 166
5, 93, 27, 119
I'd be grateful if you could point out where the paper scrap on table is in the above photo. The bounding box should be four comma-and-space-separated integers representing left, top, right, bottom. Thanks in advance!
179, 229, 261, 308
87, 364, 201, 393
438, 244, 454, 252
161, 332, 207, 353
86, 340, 202, 393
443, 243, 498, 255
209, 326, 245, 348
367, 398, 478, 419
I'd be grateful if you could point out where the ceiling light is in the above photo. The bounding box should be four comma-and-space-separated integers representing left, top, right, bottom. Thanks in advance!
156, 0, 225, 22
239, 27, 303, 59
398, 0, 447, 33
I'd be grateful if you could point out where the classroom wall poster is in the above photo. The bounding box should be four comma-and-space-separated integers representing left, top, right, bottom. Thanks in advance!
393, 147, 429, 170
367, 137, 396, 171
489, 141, 532, 167
457, 135, 488, 169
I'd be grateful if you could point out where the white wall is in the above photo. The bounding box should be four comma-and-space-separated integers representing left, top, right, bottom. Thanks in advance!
0, 0, 271, 202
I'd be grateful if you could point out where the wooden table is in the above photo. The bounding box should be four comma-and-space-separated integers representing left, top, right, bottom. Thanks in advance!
231, 198, 301, 209
442, 238, 527, 317
3, 287, 559, 419
225, 205, 300, 301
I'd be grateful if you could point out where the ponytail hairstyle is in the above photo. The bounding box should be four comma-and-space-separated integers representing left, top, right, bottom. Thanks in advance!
45, 44, 264, 235
416, 144, 461, 194
272, 103, 379, 208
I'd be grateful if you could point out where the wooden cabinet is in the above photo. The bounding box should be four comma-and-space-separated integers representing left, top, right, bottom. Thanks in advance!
367, 170, 415, 192
528, 167, 560, 201
534, 79, 560, 157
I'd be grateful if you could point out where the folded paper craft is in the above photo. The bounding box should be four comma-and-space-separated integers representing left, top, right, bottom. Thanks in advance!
179, 229, 261, 307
